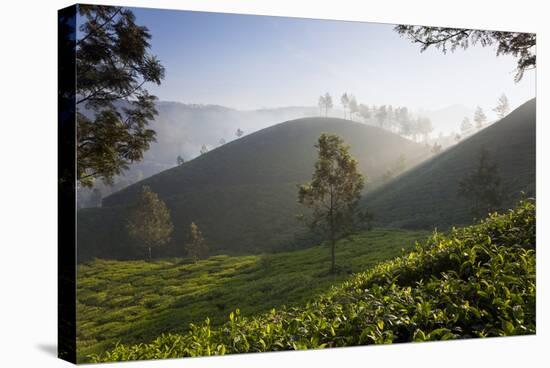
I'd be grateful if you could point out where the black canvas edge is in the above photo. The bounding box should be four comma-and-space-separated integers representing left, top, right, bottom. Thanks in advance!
58, 4, 77, 364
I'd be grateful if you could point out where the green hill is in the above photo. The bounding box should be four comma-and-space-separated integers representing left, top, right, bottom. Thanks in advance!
364, 98, 535, 229
91, 199, 536, 362
78, 117, 430, 261
77, 228, 427, 362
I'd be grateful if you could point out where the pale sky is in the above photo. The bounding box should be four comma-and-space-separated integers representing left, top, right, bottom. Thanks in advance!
128, 7, 535, 116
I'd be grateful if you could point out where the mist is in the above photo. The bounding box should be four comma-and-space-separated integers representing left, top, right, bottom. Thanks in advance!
77, 7, 535, 207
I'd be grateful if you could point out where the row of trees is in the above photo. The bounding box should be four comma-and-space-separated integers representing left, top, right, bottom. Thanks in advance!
318, 93, 434, 142
73, 6, 533, 191
126, 186, 208, 261
319, 92, 510, 147
176, 128, 246, 165
459, 94, 511, 138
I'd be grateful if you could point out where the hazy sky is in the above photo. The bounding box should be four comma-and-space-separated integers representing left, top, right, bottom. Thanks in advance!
128, 7, 535, 115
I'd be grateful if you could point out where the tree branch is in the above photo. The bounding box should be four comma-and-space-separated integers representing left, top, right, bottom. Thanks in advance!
77, 8, 122, 47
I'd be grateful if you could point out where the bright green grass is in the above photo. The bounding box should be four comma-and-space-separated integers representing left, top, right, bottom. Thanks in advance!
76, 228, 427, 361
92, 199, 535, 363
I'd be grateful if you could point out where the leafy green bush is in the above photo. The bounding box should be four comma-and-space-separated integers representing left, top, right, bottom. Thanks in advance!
91, 199, 535, 362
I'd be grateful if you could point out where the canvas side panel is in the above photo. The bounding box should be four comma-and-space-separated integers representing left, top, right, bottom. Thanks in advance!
58, 4, 77, 364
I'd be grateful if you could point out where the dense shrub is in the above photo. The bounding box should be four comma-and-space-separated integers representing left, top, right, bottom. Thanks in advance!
91, 199, 535, 362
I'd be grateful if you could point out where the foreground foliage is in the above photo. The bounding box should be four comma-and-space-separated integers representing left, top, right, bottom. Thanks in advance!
77, 229, 424, 361
91, 199, 535, 362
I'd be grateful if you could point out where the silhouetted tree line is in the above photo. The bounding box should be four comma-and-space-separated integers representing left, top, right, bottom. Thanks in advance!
317, 93, 434, 142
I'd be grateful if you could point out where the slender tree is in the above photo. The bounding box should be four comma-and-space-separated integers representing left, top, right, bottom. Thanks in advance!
493, 94, 510, 119
458, 148, 503, 219
387, 105, 395, 132
394, 25, 535, 82
348, 95, 359, 122
298, 134, 365, 273
396, 107, 412, 137
127, 186, 173, 260
76, 5, 165, 187
460, 117, 473, 136
376, 105, 388, 128
185, 222, 208, 262
318, 95, 325, 116
358, 104, 371, 123
323, 92, 333, 117
341, 93, 350, 119
474, 106, 488, 130
416, 116, 433, 142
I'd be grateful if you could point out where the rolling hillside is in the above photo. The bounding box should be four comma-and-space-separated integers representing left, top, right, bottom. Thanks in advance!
363, 98, 536, 229
77, 117, 431, 261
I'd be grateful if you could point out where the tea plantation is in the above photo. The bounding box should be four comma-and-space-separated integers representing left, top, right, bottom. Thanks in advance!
77, 228, 427, 362
90, 199, 535, 362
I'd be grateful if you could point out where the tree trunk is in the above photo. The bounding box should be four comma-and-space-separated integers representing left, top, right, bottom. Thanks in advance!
329, 203, 336, 274
330, 235, 336, 274
148, 246, 152, 260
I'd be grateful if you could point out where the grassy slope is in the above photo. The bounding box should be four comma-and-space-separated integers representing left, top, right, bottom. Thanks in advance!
364, 98, 536, 229
92, 200, 535, 362
76, 228, 427, 361
77, 118, 430, 261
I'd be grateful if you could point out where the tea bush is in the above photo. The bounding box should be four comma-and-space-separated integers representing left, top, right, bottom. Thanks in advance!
92, 199, 535, 362
77, 229, 424, 361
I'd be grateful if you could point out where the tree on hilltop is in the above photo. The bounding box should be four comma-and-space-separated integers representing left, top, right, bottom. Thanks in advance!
416, 117, 433, 142
348, 95, 359, 122
341, 93, 350, 119
323, 93, 333, 117
460, 117, 473, 136
493, 94, 510, 119
318, 93, 333, 117
317, 95, 325, 116
474, 106, 487, 130
358, 104, 371, 122
375, 105, 388, 128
